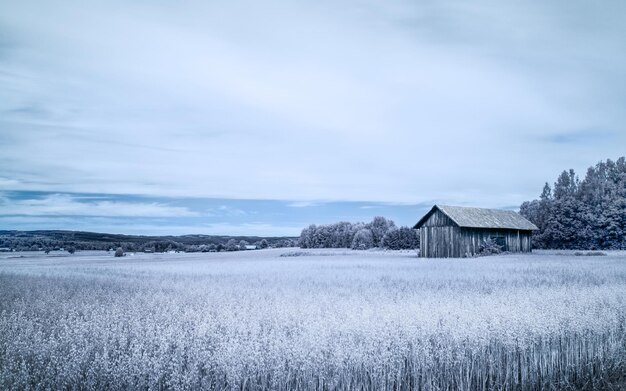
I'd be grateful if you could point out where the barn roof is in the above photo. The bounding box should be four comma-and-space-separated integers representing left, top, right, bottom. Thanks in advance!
413, 205, 538, 230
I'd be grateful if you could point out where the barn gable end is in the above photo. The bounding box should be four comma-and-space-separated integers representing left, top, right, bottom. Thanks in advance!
413, 205, 537, 258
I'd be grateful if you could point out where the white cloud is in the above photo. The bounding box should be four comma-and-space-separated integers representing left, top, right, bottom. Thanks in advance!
0, 178, 20, 187
213, 205, 247, 216
0, 215, 300, 236
0, 194, 198, 217
287, 201, 319, 208
0, 0, 624, 208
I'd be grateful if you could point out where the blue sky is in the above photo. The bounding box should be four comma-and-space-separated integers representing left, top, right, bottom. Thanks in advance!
0, 0, 625, 236
0, 191, 435, 236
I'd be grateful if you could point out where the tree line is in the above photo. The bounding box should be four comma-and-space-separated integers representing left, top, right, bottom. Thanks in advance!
0, 233, 297, 253
298, 216, 419, 250
520, 157, 626, 250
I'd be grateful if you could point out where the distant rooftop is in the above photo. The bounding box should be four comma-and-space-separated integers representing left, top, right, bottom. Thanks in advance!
414, 205, 538, 230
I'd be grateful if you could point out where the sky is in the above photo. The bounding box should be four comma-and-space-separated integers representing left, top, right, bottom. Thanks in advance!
0, 0, 625, 236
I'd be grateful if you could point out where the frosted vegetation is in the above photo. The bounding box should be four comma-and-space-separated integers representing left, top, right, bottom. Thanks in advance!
1, 249, 625, 390
299, 216, 419, 250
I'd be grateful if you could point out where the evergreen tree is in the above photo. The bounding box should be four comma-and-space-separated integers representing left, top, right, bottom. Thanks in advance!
521, 157, 626, 249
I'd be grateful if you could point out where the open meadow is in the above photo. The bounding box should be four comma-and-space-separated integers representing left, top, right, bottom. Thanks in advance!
1, 249, 625, 390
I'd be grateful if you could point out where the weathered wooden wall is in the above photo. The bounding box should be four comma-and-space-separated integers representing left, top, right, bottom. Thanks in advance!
420, 227, 532, 258
418, 210, 533, 258
421, 209, 456, 227
419, 226, 460, 258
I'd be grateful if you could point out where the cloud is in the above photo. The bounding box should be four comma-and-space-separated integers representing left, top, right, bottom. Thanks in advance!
214, 205, 247, 216
287, 201, 319, 208
0, 177, 20, 187
0, 215, 301, 236
0, 193, 198, 217
543, 129, 616, 145
0, 0, 624, 211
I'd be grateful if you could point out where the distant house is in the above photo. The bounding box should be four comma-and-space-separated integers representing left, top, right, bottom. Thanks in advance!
413, 205, 538, 258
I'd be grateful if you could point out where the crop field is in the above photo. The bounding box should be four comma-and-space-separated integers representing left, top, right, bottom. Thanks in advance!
1, 249, 625, 390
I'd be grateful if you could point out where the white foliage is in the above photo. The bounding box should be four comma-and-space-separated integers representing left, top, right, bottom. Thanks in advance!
0, 249, 625, 390
351, 228, 374, 250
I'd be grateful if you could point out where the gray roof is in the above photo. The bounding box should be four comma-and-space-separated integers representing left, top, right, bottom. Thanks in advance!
414, 205, 538, 230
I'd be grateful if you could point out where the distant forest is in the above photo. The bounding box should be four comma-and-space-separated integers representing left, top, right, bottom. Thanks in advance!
521, 157, 626, 250
0, 230, 297, 253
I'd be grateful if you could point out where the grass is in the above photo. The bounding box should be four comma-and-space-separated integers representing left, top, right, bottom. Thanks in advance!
1, 249, 625, 390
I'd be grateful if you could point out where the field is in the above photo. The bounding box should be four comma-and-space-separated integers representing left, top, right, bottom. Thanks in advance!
1, 249, 625, 390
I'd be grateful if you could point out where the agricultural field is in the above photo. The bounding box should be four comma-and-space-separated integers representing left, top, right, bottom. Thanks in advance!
1, 249, 625, 390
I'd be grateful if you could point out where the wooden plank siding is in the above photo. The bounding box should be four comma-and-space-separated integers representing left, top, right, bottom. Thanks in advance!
420, 227, 533, 258
419, 226, 459, 258
420, 209, 456, 227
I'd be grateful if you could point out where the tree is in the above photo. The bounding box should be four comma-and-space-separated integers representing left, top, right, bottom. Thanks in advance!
277, 239, 295, 248
259, 239, 269, 249
298, 218, 398, 249
351, 228, 374, 250
226, 239, 238, 251
382, 227, 419, 250
239, 240, 249, 250
520, 157, 626, 250
66, 246, 76, 254
114, 247, 124, 257
298, 225, 316, 248
553, 169, 578, 200
366, 216, 396, 247
540, 182, 552, 201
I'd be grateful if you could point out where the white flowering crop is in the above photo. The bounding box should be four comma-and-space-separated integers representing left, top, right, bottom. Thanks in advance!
1, 249, 625, 390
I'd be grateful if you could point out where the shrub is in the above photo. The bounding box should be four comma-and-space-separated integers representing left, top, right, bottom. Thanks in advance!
477, 238, 502, 256
574, 251, 607, 256
114, 247, 124, 257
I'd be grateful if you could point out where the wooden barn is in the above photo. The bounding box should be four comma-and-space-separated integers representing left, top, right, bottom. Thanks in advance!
413, 205, 538, 258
